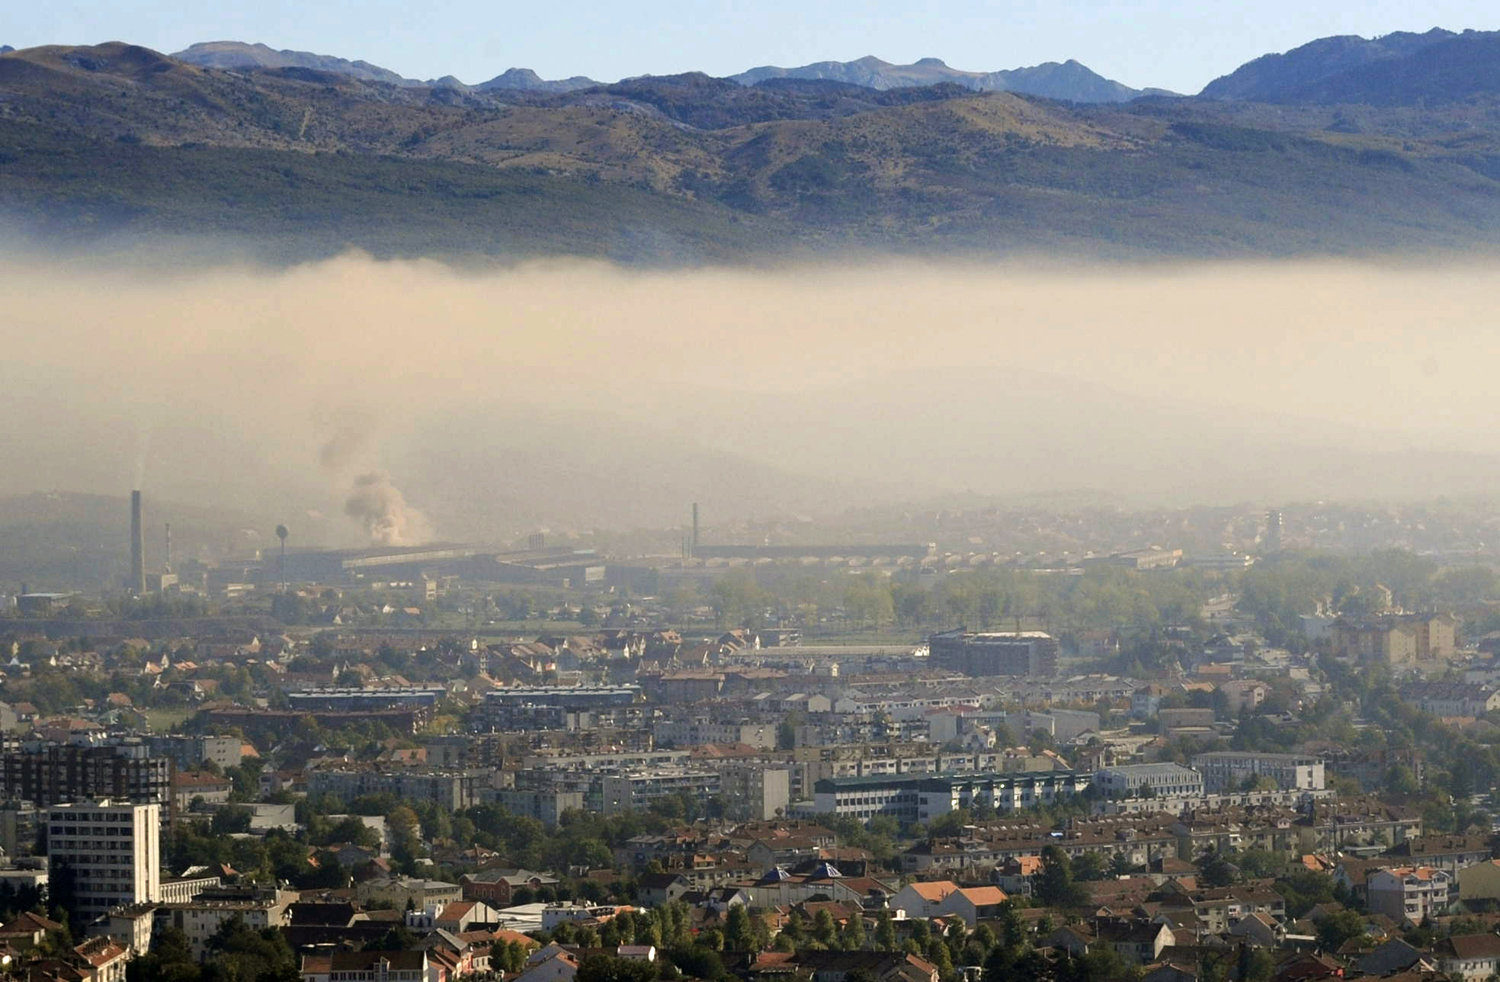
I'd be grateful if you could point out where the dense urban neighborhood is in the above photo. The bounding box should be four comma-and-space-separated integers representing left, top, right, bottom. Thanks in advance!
0, 499, 1499, 982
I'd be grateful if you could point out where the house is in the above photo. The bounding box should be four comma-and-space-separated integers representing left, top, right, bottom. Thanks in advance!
1099, 922, 1174, 965
1141, 963, 1199, 982
1218, 680, 1270, 715
405, 900, 503, 934
932, 886, 1008, 927
792, 950, 939, 982
0, 911, 63, 947
73, 936, 130, 982
301, 950, 428, 982
994, 856, 1041, 897
1434, 934, 1500, 981
636, 872, 693, 907
1459, 858, 1500, 902
1353, 938, 1433, 977
1039, 924, 1096, 957
512, 947, 580, 982
1227, 912, 1283, 948
889, 881, 959, 919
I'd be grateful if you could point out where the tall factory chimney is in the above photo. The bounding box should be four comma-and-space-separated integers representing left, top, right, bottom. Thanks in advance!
164, 522, 173, 572
129, 490, 146, 594
691, 503, 700, 557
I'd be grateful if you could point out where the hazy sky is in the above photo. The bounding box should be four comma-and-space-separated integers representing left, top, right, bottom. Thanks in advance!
5, 1, 1497, 93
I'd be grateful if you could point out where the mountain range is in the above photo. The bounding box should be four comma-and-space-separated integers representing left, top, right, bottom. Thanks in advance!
727, 55, 1168, 101
7, 30, 1500, 261
169, 42, 1162, 103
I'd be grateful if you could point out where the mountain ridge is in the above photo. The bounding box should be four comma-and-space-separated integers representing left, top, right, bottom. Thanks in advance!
730, 54, 1170, 103
1197, 27, 1500, 103
171, 40, 600, 92
165, 39, 1161, 103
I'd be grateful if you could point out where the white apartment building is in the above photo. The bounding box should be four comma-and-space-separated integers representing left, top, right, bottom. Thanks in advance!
1191, 752, 1326, 793
46, 800, 160, 919
1368, 866, 1452, 925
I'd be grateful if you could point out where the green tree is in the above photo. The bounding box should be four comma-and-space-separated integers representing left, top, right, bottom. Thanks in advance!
813, 908, 838, 946
1316, 908, 1367, 951
1035, 844, 1086, 908
1071, 851, 1108, 882
841, 912, 866, 951
577, 954, 659, 982
724, 905, 754, 952
1196, 847, 1237, 888
876, 911, 897, 951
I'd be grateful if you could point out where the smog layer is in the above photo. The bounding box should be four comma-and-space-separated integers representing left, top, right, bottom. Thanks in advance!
2, 253, 1497, 542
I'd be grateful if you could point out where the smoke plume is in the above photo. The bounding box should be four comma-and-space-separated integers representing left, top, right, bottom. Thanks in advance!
317, 420, 432, 545
343, 472, 432, 546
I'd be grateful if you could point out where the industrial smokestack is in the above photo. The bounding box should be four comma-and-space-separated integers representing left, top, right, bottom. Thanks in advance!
129, 490, 146, 594
164, 522, 173, 572
692, 502, 699, 557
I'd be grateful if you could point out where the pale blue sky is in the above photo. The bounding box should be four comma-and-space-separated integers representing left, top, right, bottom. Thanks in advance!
5, 1, 1498, 93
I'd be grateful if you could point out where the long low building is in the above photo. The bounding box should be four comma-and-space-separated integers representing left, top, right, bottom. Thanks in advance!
1092, 763, 1205, 799
812, 771, 1092, 825
1191, 752, 1326, 793
287, 686, 447, 711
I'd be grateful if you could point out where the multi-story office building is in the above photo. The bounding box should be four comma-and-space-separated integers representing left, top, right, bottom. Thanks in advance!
928, 630, 1059, 678
46, 800, 160, 919
1191, 752, 1326, 793
2, 745, 172, 812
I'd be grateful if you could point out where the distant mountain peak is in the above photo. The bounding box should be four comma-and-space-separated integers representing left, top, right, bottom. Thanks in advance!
915, 57, 948, 67
476, 67, 598, 92
0, 45, 13, 55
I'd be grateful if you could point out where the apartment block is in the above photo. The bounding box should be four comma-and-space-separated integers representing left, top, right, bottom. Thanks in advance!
1191, 752, 1326, 792
46, 800, 160, 920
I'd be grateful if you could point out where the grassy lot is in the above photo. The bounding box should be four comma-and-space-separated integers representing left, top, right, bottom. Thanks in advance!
144, 708, 193, 733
